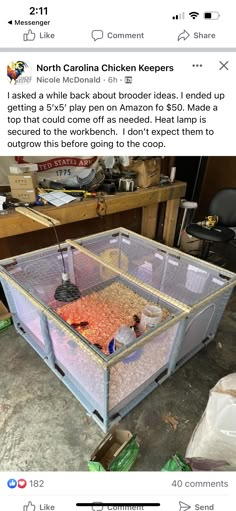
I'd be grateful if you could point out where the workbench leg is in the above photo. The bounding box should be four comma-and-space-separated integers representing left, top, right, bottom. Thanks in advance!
163, 198, 180, 247
141, 204, 159, 239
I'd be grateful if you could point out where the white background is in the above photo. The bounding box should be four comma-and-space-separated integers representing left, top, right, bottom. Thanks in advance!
0, 472, 234, 510
1, 52, 234, 156
0, 0, 235, 48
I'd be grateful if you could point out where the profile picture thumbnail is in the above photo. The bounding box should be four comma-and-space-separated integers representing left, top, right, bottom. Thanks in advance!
7, 61, 31, 84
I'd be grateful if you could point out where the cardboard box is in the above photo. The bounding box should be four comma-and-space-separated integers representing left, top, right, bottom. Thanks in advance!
180, 229, 203, 255
10, 164, 38, 175
8, 173, 37, 190
125, 158, 161, 188
9, 166, 23, 175
10, 189, 36, 203
88, 429, 139, 471
0, 301, 12, 332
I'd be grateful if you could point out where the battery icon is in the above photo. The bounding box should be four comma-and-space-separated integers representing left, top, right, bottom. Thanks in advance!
204, 11, 220, 19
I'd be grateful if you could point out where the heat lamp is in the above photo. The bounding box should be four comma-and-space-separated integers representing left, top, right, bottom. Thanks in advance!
54, 272, 81, 302
16, 206, 81, 303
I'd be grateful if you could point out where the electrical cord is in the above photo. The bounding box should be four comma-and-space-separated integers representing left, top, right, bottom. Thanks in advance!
49, 218, 67, 273
25, 206, 66, 274
23, 206, 81, 302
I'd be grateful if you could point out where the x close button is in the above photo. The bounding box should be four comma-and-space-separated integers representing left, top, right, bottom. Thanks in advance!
219, 61, 229, 70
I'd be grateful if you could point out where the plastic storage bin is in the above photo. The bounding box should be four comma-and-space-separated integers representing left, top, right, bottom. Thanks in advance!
0, 242, 187, 432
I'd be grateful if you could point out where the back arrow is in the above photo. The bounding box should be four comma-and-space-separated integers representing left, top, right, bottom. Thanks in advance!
178, 30, 190, 41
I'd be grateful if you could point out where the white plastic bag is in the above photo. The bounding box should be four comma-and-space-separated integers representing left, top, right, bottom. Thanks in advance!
186, 373, 236, 464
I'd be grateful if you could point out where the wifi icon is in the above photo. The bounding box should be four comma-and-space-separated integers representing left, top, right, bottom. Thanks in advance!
189, 11, 199, 19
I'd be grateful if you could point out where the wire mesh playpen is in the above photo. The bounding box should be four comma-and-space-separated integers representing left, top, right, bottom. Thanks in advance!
0, 228, 235, 431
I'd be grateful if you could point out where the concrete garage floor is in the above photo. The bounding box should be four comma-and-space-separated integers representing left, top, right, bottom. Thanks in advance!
0, 286, 235, 472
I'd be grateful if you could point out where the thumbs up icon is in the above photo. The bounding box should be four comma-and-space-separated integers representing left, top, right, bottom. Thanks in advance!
23, 501, 36, 511
23, 29, 36, 41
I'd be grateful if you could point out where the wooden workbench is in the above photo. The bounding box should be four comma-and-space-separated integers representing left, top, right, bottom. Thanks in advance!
0, 181, 186, 259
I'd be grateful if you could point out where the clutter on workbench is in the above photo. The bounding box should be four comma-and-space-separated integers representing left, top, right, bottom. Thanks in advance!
2, 196, 45, 210
8, 171, 37, 203
10, 189, 37, 203
100, 180, 116, 195
118, 170, 137, 192
9, 163, 38, 175
88, 429, 140, 471
122, 157, 161, 188
8, 173, 37, 190
38, 191, 77, 207
103, 156, 115, 171
5, 158, 168, 207
101, 167, 121, 193
118, 156, 130, 168
11, 156, 103, 187
0, 196, 6, 211
4, 157, 171, 198
38, 179, 98, 198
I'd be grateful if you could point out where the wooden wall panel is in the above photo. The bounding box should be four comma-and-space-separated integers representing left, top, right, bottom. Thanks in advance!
0, 209, 142, 259
197, 157, 236, 219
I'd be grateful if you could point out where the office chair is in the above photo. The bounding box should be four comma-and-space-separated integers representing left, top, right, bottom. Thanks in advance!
186, 188, 236, 260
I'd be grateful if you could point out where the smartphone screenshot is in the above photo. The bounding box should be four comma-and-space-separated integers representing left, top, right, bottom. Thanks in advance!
0, 1, 236, 510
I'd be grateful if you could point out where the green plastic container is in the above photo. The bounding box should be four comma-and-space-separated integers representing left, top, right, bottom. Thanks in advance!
161, 452, 191, 472
0, 301, 12, 332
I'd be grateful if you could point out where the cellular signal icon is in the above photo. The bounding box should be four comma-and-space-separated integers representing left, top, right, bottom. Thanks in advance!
189, 11, 199, 19
172, 12, 185, 20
